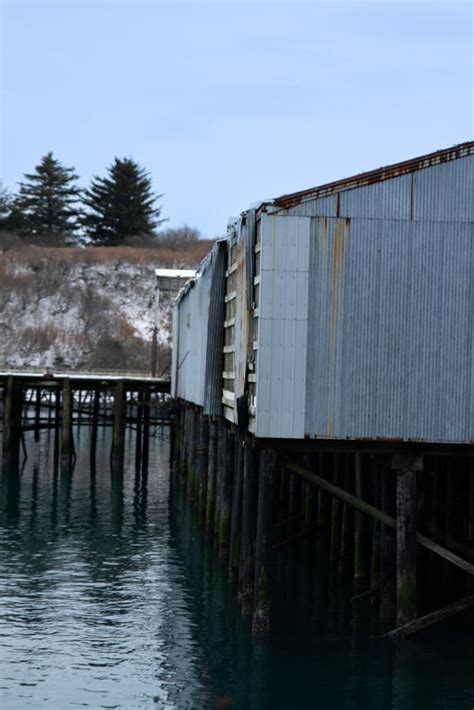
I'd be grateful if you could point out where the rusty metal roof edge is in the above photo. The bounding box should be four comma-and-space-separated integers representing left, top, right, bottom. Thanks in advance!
274, 141, 474, 209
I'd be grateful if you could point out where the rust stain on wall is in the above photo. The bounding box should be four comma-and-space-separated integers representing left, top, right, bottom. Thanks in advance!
330, 218, 348, 330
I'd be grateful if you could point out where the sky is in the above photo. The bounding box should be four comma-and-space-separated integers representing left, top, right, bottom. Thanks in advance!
0, 0, 472, 237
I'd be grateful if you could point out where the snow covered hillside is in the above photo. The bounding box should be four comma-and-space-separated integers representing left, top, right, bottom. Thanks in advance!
0, 243, 212, 373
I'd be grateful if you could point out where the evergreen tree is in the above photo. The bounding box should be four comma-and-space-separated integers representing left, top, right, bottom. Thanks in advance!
0, 182, 11, 225
0, 181, 25, 233
83, 157, 164, 245
16, 152, 82, 238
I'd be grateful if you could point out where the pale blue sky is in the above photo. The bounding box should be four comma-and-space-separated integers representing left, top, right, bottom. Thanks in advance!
1, 0, 472, 236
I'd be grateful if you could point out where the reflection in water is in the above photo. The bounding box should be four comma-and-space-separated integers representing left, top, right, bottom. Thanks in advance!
0, 426, 473, 709
0, 427, 207, 709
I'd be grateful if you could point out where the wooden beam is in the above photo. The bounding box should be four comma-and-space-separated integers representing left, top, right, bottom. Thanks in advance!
282, 459, 474, 577
386, 593, 474, 639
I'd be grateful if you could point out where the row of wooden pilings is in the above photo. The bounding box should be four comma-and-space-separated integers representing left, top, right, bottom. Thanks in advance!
1, 376, 158, 473
172, 403, 273, 635
173, 402, 474, 638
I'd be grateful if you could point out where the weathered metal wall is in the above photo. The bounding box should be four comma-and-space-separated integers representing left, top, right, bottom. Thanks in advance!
286, 152, 473, 223
174, 143, 473, 444
303, 217, 474, 443
203, 241, 226, 415
173, 242, 225, 412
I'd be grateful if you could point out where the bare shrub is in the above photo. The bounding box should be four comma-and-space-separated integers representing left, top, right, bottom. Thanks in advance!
0, 239, 208, 372
158, 225, 200, 246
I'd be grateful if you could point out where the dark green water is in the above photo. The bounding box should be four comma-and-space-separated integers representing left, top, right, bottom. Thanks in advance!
1, 426, 473, 709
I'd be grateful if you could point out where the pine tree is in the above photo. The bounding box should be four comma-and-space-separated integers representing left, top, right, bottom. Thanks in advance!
0, 181, 25, 233
16, 152, 82, 238
83, 157, 164, 245
0, 182, 11, 226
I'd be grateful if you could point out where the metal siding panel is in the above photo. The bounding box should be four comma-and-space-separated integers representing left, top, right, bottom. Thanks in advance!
171, 306, 179, 398
305, 218, 330, 435
413, 155, 474, 222
287, 195, 337, 217
255, 319, 272, 437
276, 142, 473, 210
204, 241, 226, 415
173, 243, 224, 409
305, 217, 474, 443
233, 221, 251, 409
339, 174, 411, 220
256, 215, 310, 438
269, 317, 285, 436
245, 209, 256, 307
286, 153, 473, 224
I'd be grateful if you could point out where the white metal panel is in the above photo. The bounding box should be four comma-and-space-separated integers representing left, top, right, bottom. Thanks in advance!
171, 305, 179, 398
255, 215, 311, 438
174, 268, 212, 407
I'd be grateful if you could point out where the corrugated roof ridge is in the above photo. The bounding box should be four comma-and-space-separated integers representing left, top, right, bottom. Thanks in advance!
274, 141, 474, 209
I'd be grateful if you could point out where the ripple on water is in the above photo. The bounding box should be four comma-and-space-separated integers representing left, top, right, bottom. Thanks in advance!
2, 429, 474, 710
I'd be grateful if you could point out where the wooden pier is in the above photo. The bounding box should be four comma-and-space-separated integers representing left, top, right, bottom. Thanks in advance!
1, 370, 171, 472
173, 402, 474, 639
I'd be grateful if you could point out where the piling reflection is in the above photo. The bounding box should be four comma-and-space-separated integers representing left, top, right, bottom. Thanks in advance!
0, 427, 210, 708
1, 426, 474, 709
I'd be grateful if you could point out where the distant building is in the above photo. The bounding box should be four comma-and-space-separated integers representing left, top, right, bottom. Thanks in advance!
155, 268, 196, 295
172, 142, 474, 444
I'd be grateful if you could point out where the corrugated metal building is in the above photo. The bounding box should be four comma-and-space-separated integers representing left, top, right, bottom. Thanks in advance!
171, 240, 226, 415
173, 142, 474, 444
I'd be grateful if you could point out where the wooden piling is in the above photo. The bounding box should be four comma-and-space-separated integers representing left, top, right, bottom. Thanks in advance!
380, 458, 396, 630
444, 459, 457, 599
302, 454, 316, 532
252, 449, 274, 636
329, 454, 344, 578
90, 389, 100, 469
219, 428, 235, 561
205, 419, 218, 536
2, 376, 23, 470
278, 466, 289, 525
315, 452, 332, 566
196, 414, 209, 519
111, 381, 126, 469
229, 437, 243, 583
61, 379, 74, 470
395, 455, 422, 627
354, 453, 370, 597
142, 388, 150, 473
53, 387, 60, 474
34, 388, 41, 442
239, 440, 258, 618
171, 404, 180, 474
214, 421, 226, 543
370, 457, 382, 596
469, 459, 474, 594
338, 453, 354, 588
288, 470, 302, 537
186, 406, 198, 501
177, 404, 187, 483
135, 391, 144, 472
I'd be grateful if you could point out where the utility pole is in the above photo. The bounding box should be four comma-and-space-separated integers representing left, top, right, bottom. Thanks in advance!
151, 283, 160, 378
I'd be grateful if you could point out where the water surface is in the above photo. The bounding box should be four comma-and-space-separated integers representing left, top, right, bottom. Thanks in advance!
1, 426, 473, 709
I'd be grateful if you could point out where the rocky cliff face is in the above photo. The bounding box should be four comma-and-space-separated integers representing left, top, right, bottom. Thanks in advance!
0, 243, 211, 373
